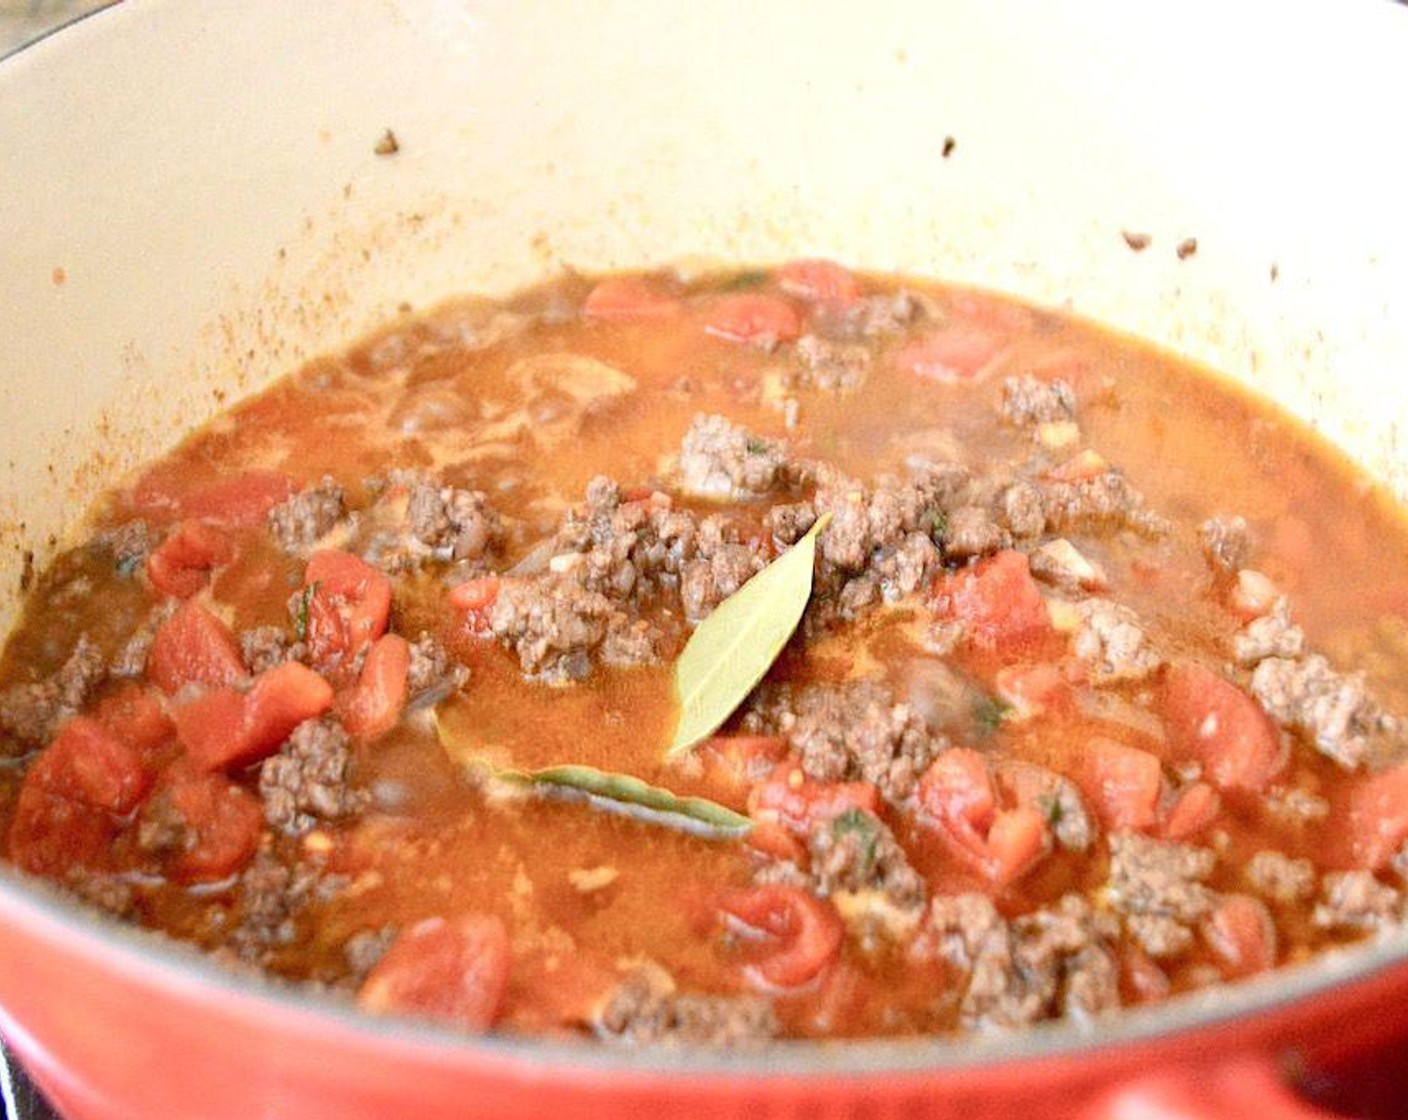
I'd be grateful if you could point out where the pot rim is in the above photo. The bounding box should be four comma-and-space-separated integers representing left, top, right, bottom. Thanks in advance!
3, 862, 1405, 1079
4, 0, 1408, 1088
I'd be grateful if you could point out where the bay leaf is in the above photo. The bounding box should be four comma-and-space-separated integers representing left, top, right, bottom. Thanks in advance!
666, 512, 830, 758
433, 714, 750, 839
502, 764, 752, 838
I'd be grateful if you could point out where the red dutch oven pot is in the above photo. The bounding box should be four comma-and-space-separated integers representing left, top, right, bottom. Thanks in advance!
3, 1, 1408, 1117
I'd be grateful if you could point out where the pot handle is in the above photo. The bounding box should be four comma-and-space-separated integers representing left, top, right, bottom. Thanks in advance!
1091, 1054, 1340, 1120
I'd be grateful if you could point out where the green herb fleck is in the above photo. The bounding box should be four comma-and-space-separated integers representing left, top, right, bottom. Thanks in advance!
114, 553, 143, 578
293, 582, 319, 641
718, 269, 768, 292
831, 807, 880, 874
972, 695, 1012, 736
745, 436, 770, 456
920, 507, 949, 539
1038, 793, 1064, 827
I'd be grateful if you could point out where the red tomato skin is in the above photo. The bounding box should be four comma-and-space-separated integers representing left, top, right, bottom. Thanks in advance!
1161, 781, 1221, 841
717, 885, 844, 990
92, 683, 176, 765
174, 662, 333, 771
158, 764, 263, 882
1332, 762, 1408, 870
932, 550, 1052, 651
893, 323, 1005, 383
340, 634, 410, 740
146, 520, 235, 599
31, 717, 152, 814
1080, 739, 1162, 831
184, 471, 296, 526
582, 276, 680, 320
748, 763, 880, 834
1163, 664, 1283, 794
133, 468, 295, 527
147, 602, 247, 696
775, 259, 862, 306
6, 783, 114, 876
304, 549, 393, 667
918, 749, 1050, 886
1201, 893, 1277, 978
703, 294, 802, 345
358, 914, 511, 1030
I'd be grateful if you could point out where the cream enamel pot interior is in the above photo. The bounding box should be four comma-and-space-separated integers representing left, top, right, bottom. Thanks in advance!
3, 2, 1408, 1117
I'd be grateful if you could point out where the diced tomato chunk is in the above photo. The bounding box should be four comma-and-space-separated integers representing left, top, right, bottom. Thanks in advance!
703, 294, 802, 346
993, 663, 1067, 720
6, 783, 114, 876
93, 684, 176, 764
31, 717, 152, 814
744, 820, 806, 864
932, 550, 1052, 652
986, 806, 1051, 885
339, 634, 409, 740
893, 323, 1005, 383
171, 689, 245, 770
1120, 944, 1171, 1004
1332, 762, 1408, 870
1161, 781, 1221, 841
748, 763, 880, 834
5, 719, 147, 875
148, 602, 247, 695
1162, 664, 1283, 793
134, 468, 295, 527
775, 259, 861, 307
155, 764, 263, 882
183, 471, 297, 527
918, 748, 996, 833
174, 662, 333, 771
717, 885, 843, 990
582, 276, 681, 320
919, 748, 1050, 885
1079, 739, 1162, 831
146, 520, 234, 599
1201, 894, 1277, 978
303, 550, 392, 667
358, 914, 510, 1030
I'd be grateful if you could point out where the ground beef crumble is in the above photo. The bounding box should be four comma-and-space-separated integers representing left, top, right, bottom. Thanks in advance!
1069, 598, 1164, 684
595, 963, 778, 1048
1233, 599, 1305, 666
267, 477, 347, 555
259, 719, 368, 835
745, 679, 941, 805
790, 335, 870, 392
231, 852, 346, 962
1313, 871, 1402, 932
1200, 515, 1251, 574
999, 375, 1077, 428
924, 893, 1120, 1029
1106, 831, 1216, 959
0, 633, 106, 750
406, 632, 469, 705
240, 625, 308, 675
1250, 653, 1395, 769
677, 414, 791, 501
1244, 850, 1317, 905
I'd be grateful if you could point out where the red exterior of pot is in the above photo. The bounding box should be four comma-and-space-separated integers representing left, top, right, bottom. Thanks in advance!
3, 883, 1408, 1120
